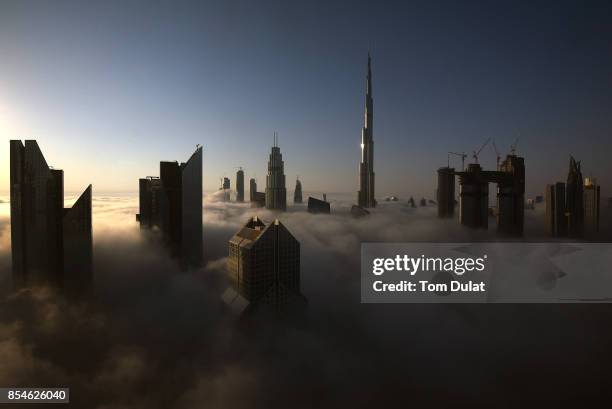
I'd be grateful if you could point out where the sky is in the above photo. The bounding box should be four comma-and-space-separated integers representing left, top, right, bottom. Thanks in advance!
1, 0, 611, 198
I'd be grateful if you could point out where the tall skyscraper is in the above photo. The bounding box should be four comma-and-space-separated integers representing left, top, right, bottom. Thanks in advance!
63, 185, 93, 295
249, 178, 257, 202
294, 177, 303, 204
10, 140, 92, 291
236, 168, 245, 203
265, 132, 287, 211
137, 146, 203, 269
566, 156, 584, 238
584, 177, 600, 237
437, 167, 455, 218
358, 53, 376, 208
496, 154, 525, 236
222, 176, 230, 202
458, 164, 489, 229
227, 216, 303, 311
545, 182, 566, 237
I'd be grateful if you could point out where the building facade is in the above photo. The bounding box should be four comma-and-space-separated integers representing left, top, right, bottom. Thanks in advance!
566, 156, 584, 238
437, 167, 455, 218
249, 178, 257, 202
545, 182, 567, 237
10, 140, 92, 291
236, 169, 245, 202
228, 217, 301, 310
584, 177, 600, 236
137, 146, 203, 269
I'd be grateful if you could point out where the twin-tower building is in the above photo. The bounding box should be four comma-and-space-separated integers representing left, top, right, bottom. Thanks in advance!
9, 140, 93, 294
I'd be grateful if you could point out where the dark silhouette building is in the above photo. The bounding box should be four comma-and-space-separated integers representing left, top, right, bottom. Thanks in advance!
249, 178, 257, 202
584, 177, 600, 237
351, 205, 370, 218
358, 53, 376, 208
566, 156, 584, 238
265, 132, 287, 211
236, 168, 244, 202
251, 192, 266, 208
10, 140, 92, 292
137, 146, 202, 269
307, 197, 330, 214
545, 182, 567, 237
227, 216, 304, 312
438, 153, 525, 235
222, 176, 230, 202
496, 154, 525, 236
294, 177, 303, 204
437, 167, 455, 218
248, 177, 266, 208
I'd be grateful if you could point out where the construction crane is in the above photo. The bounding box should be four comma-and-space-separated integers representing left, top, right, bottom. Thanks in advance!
492, 141, 501, 170
472, 137, 491, 164
510, 137, 519, 155
448, 152, 467, 170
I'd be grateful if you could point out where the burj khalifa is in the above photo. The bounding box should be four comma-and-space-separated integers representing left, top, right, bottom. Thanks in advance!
358, 53, 376, 208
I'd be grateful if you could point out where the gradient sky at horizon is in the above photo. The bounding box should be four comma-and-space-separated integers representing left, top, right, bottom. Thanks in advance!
1, 0, 611, 198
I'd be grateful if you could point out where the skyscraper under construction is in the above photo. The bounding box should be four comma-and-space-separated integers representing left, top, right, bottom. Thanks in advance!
265, 132, 287, 211
358, 53, 376, 208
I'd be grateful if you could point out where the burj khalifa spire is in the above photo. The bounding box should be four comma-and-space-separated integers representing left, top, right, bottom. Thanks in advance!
358, 53, 376, 208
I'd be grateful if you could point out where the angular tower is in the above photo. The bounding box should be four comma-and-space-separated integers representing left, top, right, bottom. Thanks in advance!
358, 53, 376, 208
63, 185, 93, 295
137, 146, 203, 269
10, 140, 92, 291
265, 132, 287, 211
294, 177, 303, 204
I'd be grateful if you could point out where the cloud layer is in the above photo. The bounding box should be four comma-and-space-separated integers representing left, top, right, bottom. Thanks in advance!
0, 194, 611, 408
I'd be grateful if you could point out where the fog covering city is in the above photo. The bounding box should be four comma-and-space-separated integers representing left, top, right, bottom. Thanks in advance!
0, 193, 611, 408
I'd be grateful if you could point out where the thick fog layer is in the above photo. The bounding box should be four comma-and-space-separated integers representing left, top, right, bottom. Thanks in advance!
0, 194, 610, 408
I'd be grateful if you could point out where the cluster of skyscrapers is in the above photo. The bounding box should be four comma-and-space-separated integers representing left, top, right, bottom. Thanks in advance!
12, 52, 608, 318
9, 140, 92, 294
545, 156, 600, 238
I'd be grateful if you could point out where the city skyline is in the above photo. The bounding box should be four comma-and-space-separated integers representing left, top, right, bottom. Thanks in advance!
1, 1, 611, 198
